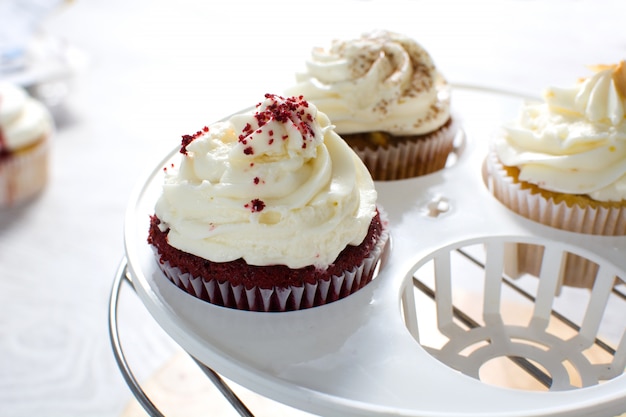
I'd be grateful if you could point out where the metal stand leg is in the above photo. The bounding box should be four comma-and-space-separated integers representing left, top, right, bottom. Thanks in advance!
108, 257, 255, 417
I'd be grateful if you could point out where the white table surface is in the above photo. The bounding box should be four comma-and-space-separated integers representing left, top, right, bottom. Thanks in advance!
0, 0, 624, 416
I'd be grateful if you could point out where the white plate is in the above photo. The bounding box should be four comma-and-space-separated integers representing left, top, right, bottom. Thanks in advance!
124, 85, 626, 417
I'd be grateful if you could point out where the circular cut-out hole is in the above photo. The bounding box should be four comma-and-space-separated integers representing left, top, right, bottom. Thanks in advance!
401, 236, 626, 392
479, 356, 551, 392
421, 195, 450, 218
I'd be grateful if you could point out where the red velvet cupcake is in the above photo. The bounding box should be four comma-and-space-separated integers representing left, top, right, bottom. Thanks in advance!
148, 94, 388, 311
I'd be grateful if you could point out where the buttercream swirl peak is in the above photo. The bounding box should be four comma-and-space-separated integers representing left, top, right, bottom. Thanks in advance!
589, 61, 626, 99
495, 63, 626, 202
284, 30, 451, 135
544, 60, 626, 126
155, 94, 377, 269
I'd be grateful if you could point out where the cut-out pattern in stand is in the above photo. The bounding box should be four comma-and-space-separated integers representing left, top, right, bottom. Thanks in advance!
401, 238, 626, 392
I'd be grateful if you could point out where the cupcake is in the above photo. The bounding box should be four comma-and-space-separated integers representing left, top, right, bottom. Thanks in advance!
148, 94, 389, 312
284, 30, 457, 181
485, 62, 626, 288
0, 82, 53, 207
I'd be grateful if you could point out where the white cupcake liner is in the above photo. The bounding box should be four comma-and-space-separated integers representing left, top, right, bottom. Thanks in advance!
486, 150, 625, 288
352, 120, 457, 181
0, 136, 50, 208
486, 150, 626, 235
155, 214, 390, 312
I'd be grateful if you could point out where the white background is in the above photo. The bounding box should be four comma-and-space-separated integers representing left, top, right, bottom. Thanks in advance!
0, 0, 624, 416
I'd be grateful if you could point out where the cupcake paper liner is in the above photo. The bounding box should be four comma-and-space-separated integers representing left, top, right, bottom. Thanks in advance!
486, 150, 625, 289
353, 120, 458, 181
0, 136, 50, 208
486, 150, 626, 235
155, 215, 390, 312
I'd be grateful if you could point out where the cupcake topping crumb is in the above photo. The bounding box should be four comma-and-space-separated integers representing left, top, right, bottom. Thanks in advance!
245, 198, 266, 212
283, 30, 451, 136
252, 94, 315, 139
180, 126, 209, 155
231, 94, 323, 159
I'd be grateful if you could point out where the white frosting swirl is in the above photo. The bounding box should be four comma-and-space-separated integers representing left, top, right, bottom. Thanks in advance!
495, 62, 626, 202
155, 94, 377, 269
284, 30, 451, 135
0, 82, 52, 151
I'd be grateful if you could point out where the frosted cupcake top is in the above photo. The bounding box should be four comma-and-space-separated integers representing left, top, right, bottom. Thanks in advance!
284, 30, 451, 136
494, 62, 626, 202
0, 82, 52, 153
154, 94, 377, 269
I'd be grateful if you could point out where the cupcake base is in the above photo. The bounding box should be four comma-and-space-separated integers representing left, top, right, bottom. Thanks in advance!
486, 150, 626, 289
342, 118, 458, 181
0, 135, 50, 208
504, 242, 601, 289
148, 211, 389, 312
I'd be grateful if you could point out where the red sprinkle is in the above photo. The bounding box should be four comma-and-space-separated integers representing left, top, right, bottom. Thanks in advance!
245, 199, 265, 212
253, 177, 260, 185
180, 134, 194, 155
180, 129, 205, 154
243, 146, 254, 155
237, 94, 316, 149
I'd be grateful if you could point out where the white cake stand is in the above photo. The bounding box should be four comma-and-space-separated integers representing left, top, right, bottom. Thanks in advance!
112, 85, 626, 417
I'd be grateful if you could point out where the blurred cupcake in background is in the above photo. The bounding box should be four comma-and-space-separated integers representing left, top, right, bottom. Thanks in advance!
485, 62, 626, 288
285, 30, 458, 181
0, 82, 53, 207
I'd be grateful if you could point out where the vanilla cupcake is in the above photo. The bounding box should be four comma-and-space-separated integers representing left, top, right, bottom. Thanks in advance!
148, 94, 388, 311
0, 82, 53, 207
485, 62, 626, 288
284, 30, 457, 181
